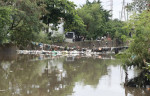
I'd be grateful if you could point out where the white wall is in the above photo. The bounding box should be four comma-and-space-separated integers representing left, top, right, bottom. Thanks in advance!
49, 21, 65, 37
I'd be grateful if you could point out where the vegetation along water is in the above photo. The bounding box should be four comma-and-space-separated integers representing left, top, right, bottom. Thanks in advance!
1, 0, 150, 95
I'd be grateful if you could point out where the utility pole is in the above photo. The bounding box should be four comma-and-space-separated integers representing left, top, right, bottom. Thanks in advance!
119, 11, 121, 20
110, 0, 113, 19
106, 0, 113, 19
126, 3, 129, 21
121, 0, 126, 21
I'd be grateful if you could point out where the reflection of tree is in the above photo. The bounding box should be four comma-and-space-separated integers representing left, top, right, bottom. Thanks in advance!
124, 86, 150, 96
0, 55, 75, 96
0, 55, 120, 96
64, 57, 108, 88
0, 65, 10, 96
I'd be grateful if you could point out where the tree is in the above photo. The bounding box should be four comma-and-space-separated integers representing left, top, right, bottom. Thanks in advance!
12, 0, 45, 47
121, 10, 150, 87
0, 0, 86, 46
0, 6, 12, 44
106, 19, 127, 39
64, 14, 87, 36
40, 0, 86, 38
126, 0, 150, 13
77, 1, 111, 39
86, 0, 90, 5
0, 0, 46, 47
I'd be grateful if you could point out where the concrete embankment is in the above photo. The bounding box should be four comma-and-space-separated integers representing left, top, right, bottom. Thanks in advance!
54, 40, 116, 49
0, 40, 126, 54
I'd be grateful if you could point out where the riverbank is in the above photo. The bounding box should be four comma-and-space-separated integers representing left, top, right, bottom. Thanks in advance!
0, 40, 128, 54
0, 43, 18, 54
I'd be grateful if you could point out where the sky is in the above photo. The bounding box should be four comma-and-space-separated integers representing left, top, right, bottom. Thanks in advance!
69, 0, 133, 19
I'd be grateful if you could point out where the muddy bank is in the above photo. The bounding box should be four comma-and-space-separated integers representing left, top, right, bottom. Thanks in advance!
0, 43, 18, 54
0, 43, 18, 60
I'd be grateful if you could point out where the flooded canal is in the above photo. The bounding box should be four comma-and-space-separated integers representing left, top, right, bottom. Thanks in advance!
0, 54, 150, 96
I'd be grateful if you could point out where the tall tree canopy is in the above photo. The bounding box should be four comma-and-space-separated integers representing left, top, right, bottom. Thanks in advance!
77, 1, 111, 39
123, 10, 150, 68
0, 6, 12, 43
119, 10, 150, 87
40, 0, 86, 36
106, 19, 127, 39
0, 0, 44, 46
126, 0, 150, 13
0, 0, 86, 46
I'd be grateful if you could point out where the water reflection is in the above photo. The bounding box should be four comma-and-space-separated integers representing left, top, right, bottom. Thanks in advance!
0, 54, 150, 96
125, 87, 150, 96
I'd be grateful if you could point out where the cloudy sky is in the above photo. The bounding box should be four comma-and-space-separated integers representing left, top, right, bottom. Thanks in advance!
69, 0, 132, 19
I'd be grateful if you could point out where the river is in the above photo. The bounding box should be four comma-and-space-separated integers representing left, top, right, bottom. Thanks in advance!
0, 54, 150, 96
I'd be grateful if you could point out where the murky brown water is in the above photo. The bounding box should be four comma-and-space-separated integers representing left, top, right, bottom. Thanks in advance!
0, 54, 150, 96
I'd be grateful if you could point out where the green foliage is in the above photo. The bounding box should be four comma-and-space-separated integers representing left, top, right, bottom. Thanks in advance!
40, 0, 86, 38
11, 0, 44, 47
64, 14, 87, 36
77, 1, 110, 39
41, 0, 74, 25
126, 0, 150, 13
34, 31, 51, 43
106, 19, 127, 39
122, 10, 150, 80
51, 33, 64, 43
0, 0, 46, 47
0, 0, 128, 47
0, 6, 12, 43
0, 0, 87, 46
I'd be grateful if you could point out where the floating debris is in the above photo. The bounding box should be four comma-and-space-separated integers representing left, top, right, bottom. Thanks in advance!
0, 90, 6, 92
16, 46, 128, 55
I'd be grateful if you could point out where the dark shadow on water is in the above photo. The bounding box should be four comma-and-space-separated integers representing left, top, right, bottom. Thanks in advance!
125, 86, 150, 96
